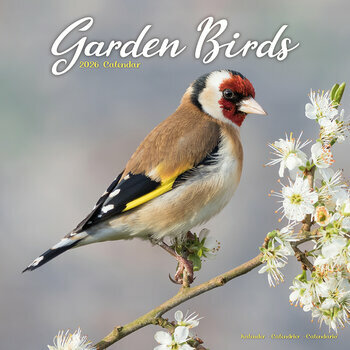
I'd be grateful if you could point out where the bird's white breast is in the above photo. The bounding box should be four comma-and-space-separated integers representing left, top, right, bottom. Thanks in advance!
177, 131, 241, 231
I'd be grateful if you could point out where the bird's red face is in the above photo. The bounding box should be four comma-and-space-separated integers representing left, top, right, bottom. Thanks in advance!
192, 70, 266, 127
219, 74, 256, 127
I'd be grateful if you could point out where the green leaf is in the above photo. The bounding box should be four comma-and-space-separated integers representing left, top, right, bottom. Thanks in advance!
267, 230, 277, 239
190, 243, 200, 250
296, 269, 308, 282
330, 83, 339, 101
188, 254, 202, 271
334, 82, 346, 105
175, 246, 182, 255
268, 240, 274, 250
306, 162, 315, 171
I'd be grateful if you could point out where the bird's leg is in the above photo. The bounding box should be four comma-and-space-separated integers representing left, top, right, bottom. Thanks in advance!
158, 240, 194, 286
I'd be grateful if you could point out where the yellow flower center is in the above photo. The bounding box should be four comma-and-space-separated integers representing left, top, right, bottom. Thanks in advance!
318, 213, 327, 222
290, 194, 302, 204
316, 206, 330, 225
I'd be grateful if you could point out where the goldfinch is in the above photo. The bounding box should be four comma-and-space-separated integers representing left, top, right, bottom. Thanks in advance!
23, 69, 266, 273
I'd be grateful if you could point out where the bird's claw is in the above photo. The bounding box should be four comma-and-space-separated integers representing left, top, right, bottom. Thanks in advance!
168, 273, 178, 284
174, 255, 194, 285
158, 239, 194, 286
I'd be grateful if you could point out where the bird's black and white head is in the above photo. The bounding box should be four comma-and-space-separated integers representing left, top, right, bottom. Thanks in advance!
190, 70, 266, 127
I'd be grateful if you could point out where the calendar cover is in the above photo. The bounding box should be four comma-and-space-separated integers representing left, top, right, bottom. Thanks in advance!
2, 1, 350, 349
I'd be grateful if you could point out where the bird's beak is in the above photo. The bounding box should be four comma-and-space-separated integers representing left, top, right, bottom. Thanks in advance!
238, 97, 267, 115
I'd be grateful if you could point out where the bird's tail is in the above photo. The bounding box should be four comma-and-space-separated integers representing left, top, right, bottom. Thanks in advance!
22, 236, 84, 272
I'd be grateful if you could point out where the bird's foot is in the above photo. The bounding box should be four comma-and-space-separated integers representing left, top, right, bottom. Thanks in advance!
173, 254, 194, 286
158, 240, 194, 286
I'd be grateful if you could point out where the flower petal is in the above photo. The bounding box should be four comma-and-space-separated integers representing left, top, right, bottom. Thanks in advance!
305, 103, 316, 119
154, 331, 172, 345
322, 298, 336, 310
199, 228, 209, 241
174, 310, 183, 323
174, 326, 189, 344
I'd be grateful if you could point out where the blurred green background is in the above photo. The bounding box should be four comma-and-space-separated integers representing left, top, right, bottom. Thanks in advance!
1, 1, 350, 349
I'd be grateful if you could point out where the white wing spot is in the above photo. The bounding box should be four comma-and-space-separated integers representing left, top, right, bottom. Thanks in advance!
32, 256, 44, 267
98, 214, 102, 218
102, 204, 114, 213
109, 189, 120, 198
124, 174, 130, 180
52, 238, 71, 250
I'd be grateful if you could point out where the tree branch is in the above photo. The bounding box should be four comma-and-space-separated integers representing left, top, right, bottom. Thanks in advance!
301, 167, 315, 233
94, 252, 263, 349
292, 245, 314, 272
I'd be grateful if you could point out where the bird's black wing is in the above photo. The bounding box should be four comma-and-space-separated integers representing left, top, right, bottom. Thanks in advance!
72, 171, 160, 233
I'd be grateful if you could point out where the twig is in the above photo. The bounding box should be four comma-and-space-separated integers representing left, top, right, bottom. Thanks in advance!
94, 252, 263, 349
292, 168, 316, 272
293, 234, 316, 247
292, 245, 314, 271
301, 168, 316, 233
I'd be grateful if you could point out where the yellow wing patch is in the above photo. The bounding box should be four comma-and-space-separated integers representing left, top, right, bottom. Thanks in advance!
156, 162, 193, 182
122, 177, 176, 212
122, 162, 193, 213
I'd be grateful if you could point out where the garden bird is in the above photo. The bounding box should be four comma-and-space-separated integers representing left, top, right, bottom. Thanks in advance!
23, 69, 266, 276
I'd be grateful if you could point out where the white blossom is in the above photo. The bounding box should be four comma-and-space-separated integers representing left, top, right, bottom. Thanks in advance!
312, 277, 350, 332
289, 278, 313, 311
267, 132, 309, 178
311, 306, 347, 332
305, 90, 338, 121
314, 236, 348, 270
311, 142, 334, 168
289, 274, 350, 332
342, 217, 350, 231
315, 206, 331, 227
259, 236, 294, 287
265, 85, 350, 333
174, 310, 201, 329
333, 212, 350, 232
317, 169, 348, 210
274, 224, 299, 245
314, 213, 345, 249
336, 196, 350, 216
154, 326, 194, 350
320, 109, 349, 145
322, 237, 347, 260
48, 329, 95, 350
258, 262, 285, 287
274, 176, 318, 221
199, 229, 220, 258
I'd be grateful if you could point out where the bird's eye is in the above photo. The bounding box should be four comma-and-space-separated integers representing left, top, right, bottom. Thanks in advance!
223, 89, 235, 100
